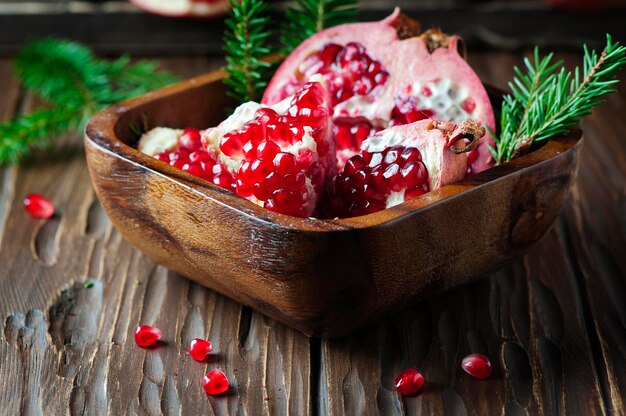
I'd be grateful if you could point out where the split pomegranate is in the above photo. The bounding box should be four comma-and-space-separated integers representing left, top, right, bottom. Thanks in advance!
394, 368, 425, 396
138, 127, 235, 192
263, 8, 496, 174
130, 0, 229, 18
188, 338, 213, 361
461, 353, 492, 380
24, 194, 54, 219
201, 76, 336, 217
324, 119, 485, 218
134, 325, 162, 347
202, 369, 229, 395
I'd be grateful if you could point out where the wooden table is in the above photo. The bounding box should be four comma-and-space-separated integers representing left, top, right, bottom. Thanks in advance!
1, 52, 625, 415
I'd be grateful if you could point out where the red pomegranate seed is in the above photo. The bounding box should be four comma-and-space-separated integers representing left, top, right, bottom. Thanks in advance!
461, 97, 476, 114
24, 194, 54, 219
188, 338, 213, 361
180, 128, 202, 149
394, 368, 425, 396
461, 353, 492, 380
134, 325, 162, 347
202, 369, 229, 395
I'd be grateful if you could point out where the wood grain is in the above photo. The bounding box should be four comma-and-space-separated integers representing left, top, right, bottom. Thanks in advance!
1, 52, 625, 414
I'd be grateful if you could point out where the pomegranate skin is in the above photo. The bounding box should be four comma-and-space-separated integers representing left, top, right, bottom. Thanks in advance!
130, 0, 230, 18
263, 8, 496, 174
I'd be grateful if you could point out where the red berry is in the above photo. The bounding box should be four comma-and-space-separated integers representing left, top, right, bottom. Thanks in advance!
134, 325, 162, 347
461, 353, 492, 380
202, 369, 229, 395
393, 368, 425, 396
188, 338, 213, 361
24, 194, 54, 219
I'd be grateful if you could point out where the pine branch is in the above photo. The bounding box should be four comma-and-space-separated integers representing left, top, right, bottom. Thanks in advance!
280, 0, 359, 55
0, 106, 85, 164
1, 38, 178, 165
222, 0, 274, 104
493, 35, 626, 164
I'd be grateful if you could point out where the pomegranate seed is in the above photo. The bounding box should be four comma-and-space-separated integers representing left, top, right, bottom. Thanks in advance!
202, 369, 229, 395
257, 140, 281, 160
461, 97, 476, 113
394, 369, 425, 396
188, 338, 213, 361
461, 353, 492, 380
273, 152, 297, 174
180, 128, 202, 149
24, 194, 54, 219
134, 325, 162, 347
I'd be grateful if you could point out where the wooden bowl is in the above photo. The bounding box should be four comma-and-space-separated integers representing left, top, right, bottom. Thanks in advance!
84, 70, 582, 337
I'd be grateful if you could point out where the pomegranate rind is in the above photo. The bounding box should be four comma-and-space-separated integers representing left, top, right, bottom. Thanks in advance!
130, 0, 230, 18
362, 119, 483, 192
263, 7, 496, 174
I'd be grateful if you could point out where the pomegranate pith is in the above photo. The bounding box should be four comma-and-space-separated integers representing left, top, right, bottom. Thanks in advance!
202, 369, 229, 395
394, 368, 425, 396
263, 8, 496, 173
188, 338, 213, 361
24, 194, 54, 219
461, 353, 492, 380
134, 325, 162, 347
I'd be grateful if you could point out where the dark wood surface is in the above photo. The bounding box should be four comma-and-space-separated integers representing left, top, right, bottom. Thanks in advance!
0, 0, 625, 56
1, 51, 625, 414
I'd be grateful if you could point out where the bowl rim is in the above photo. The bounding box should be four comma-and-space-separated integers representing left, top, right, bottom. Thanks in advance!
85, 69, 583, 233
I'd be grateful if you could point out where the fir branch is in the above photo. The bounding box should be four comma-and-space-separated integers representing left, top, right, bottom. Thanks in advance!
280, 0, 359, 55
493, 35, 626, 164
223, 0, 274, 104
1, 38, 178, 164
0, 106, 85, 164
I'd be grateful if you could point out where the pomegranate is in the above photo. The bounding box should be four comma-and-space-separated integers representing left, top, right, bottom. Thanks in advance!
201, 76, 336, 217
325, 119, 484, 218
202, 369, 229, 395
263, 8, 496, 174
394, 368, 425, 396
24, 194, 55, 219
188, 338, 213, 361
134, 325, 162, 347
130, 0, 229, 18
138, 127, 236, 192
461, 353, 493, 380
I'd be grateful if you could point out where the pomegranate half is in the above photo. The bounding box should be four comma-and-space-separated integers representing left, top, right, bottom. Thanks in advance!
263, 8, 496, 174
130, 0, 229, 18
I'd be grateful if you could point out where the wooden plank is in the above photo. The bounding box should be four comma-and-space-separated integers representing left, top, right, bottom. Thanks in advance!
0, 57, 311, 415
559, 53, 626, 415
317, 52, 611, 415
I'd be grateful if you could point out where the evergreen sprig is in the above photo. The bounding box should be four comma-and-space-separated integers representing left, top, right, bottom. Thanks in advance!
494, 35, 626, 164
280, 0, 359, 55
0, 38, 178, 164
222, 0, 274, 103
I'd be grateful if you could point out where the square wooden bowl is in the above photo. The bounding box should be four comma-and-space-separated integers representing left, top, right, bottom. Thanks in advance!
84, 69, 582, 337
